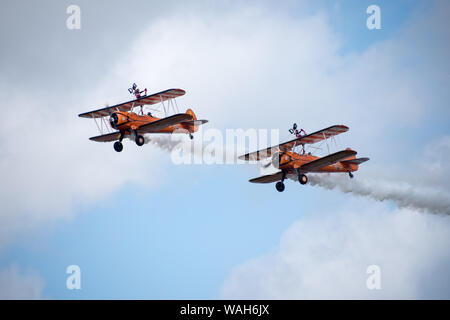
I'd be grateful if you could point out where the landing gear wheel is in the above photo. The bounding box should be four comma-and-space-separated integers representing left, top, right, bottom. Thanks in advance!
189, 133, 193, 140
349, 172, 354, 179
298, 174, 308, 185
275, 181, 285, 192
113, 141, 123, 152
135, 135, 145, 146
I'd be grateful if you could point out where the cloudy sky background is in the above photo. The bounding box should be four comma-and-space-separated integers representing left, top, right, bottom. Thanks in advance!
0, 0, 449, 298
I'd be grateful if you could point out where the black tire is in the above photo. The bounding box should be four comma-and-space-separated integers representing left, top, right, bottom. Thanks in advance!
349, 172, 354, 179
275, 181, 285, 192
299, 174, 308, 185
136, 135, 145, 146
189, 133, 193, 140
113, 141, 123, 152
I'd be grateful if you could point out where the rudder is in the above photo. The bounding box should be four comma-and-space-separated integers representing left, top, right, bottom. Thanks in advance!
186, 108, 197, 120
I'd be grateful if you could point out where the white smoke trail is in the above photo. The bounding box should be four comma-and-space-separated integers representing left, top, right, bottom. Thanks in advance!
143, 133, 247, 164
144, 134, 181, 152
144, 134, 216, 161
282, 136, 450, 216
304, 173, 450, 215
144, 134, 236, 163
145, 133, 450, 215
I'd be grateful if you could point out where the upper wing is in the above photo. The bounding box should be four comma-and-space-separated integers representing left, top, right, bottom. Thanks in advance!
238, 146, 278, 161
89, 131, 121, 142
249, 171, 284, 184
299, 149, 357, 171
279, 125, 349, 151
79, 88, 186, 119
239, 125, 349, 161
137, 113, 193, 134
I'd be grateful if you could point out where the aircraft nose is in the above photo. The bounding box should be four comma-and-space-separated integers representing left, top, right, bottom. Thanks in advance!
109, 113, 118, 127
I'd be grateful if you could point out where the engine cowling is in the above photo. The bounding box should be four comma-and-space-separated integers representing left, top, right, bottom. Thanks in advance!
109, 113, 119, 128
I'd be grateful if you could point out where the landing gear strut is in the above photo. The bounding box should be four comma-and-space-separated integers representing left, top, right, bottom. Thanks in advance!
135, 135, 145, 146
276, 181, 285, 192
275, 171, 287, 192
298, 173, 308, 185
114, 133, 124, 152
296, 169, 308, 185
133, 130, 145, 146
114, 141, 123, 152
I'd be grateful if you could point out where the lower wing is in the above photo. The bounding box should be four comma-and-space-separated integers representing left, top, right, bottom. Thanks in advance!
299, 149, 357, 171
137, 113, 193, 134
89, 132, 121, 142
249, 171, 284, 183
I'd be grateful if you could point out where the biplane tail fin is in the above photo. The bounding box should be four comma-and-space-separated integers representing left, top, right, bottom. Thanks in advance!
341, 157, 370, 166
183, 109, 208, 132
186, 108, 197, 121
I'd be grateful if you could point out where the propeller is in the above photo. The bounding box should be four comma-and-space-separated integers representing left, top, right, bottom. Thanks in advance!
261, 152, 280, 169
262, 161, 272, 168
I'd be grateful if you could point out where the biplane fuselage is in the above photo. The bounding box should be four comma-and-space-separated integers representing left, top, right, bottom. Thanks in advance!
110, 110, 200, 135
79, 88, 208, 152
277, 150, 359, 173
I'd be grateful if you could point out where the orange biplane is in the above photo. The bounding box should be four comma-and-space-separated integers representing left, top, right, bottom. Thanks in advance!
239, 124, 369, 192
79, 87, 208, 152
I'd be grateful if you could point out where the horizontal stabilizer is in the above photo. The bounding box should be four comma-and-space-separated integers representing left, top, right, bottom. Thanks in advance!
89, 131, 121, 142
341, 157, 370, 165
300, 149, 357, 171
181, 119, 208, 125
249, 171, 284, 184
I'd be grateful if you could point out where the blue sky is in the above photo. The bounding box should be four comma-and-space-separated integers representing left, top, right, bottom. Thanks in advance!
2, 163, 336, 298
1, 0, 449, 299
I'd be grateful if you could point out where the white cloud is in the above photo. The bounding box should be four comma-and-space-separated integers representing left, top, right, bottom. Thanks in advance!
221, 202, 450, 299
0, 264, 45, 299
0, 81, 168, 249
